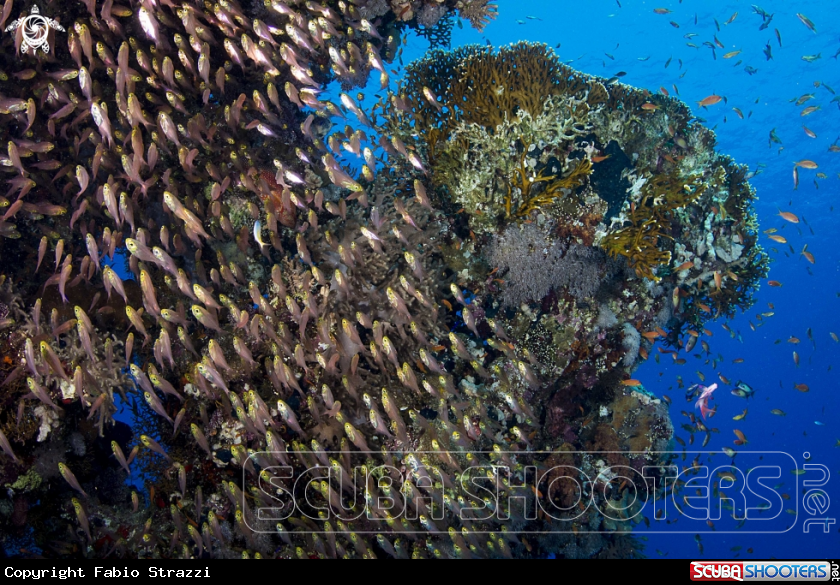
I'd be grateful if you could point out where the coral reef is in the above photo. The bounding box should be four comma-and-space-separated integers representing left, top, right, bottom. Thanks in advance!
0, 0, 762, 560
487, 222, 613, 308
600, 172, 706, 281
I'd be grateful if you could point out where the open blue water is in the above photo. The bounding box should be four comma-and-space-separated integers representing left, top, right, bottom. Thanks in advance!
411, 0, 839, 560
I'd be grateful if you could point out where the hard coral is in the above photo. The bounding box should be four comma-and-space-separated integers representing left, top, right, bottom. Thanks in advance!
510, 157, 592, 218
599, 173, 706, 281
404, 42, 579, 149
455, 0, 498, 31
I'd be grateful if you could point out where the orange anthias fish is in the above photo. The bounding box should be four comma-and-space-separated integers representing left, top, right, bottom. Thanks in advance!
697, 95, 723, 107
794, 160, 818, 169
777, 210, 799, 223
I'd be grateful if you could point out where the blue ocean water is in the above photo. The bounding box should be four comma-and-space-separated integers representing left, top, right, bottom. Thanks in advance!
395, 0, 839, 560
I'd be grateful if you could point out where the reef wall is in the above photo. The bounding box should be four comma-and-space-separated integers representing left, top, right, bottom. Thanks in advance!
0, 0, 765, 559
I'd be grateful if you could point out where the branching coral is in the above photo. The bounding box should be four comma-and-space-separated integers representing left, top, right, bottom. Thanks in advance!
455, 0, 498, 31
402, 42, 591, 152
510, 156, 593, 218
599, 173, 706, 281
394, 44, 607, 235
452, 43, 565, 128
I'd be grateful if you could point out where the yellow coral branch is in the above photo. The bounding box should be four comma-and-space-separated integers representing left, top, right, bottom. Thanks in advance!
511, 157, 592, 218
600, 173, 705, 281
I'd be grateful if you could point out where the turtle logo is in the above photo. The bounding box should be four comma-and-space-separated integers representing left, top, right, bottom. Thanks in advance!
4, 5, 65, 55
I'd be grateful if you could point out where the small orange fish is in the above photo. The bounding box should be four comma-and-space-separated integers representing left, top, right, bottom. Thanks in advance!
659, 86, 670, 96
441, 299, 453, 311
642, 331, 662, 341
777, 210, 799, 223
675, 261, 694, 272
801, 249, 815, 264
591, 154, 611, 163
767, 280, 783, 287
787, 337, 800, 344
697, 95, 723, 107
768, 234, 787, 243
794, 383, 809, 392
734, 429, 747, 443
794, 160, 818, 169
732, 358, 744, 363
641, 103, 659, 111
621, 379, 642, 386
